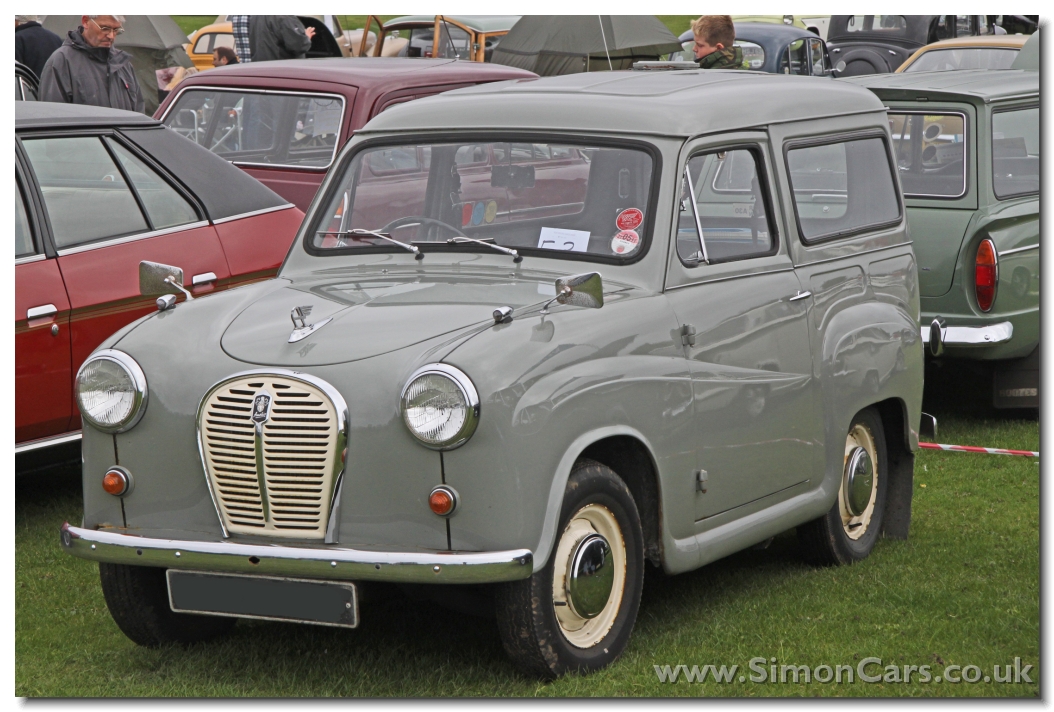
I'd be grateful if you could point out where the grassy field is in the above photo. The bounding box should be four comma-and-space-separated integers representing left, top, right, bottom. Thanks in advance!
15, 360, 1038, 697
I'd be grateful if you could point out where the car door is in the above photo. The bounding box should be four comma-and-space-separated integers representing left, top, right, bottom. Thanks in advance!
15, 158, 72, 444
19, 131, 232, 391
663, 133, 821, 525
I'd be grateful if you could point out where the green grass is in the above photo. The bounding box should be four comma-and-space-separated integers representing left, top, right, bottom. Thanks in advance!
16, 385, 1037, 697
171, 16, 216, 37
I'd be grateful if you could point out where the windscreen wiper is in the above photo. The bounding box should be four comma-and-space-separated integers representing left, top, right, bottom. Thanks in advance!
317, 229, 423, 260
415, 235, 522, 263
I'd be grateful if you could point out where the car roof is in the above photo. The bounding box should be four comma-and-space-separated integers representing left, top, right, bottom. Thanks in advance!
187, 57, 535, 88
383, 15, 520, 32
843, 68, 1039, 103
678, 23, 819, 44
360, 70, 885, 138
15, 101, 159, 130
913, 35, 1030, 50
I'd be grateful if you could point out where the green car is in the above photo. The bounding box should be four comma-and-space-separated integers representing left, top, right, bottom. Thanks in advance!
847, 67, 1039, 408
61, 69, 923, 678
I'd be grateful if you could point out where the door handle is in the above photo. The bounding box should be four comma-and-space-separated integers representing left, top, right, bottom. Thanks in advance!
789, 291, 812, 302
191, 272, 218, 286
27, 304, 57, 320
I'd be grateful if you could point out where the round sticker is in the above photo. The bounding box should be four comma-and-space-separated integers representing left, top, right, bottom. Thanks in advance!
616, 208, 643, 231
471, 201, 486, 226
461, 203, 474, 226
484, 200, 498, 224
611, 229, 640, 255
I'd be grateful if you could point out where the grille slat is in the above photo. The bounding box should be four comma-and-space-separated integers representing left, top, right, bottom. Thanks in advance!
200, 375, 343, 539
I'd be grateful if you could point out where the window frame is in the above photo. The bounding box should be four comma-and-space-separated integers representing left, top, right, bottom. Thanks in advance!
782, 129, 904, 246
677, 144, 780, 268
14, 170, 41, 261
159, 85, 348, 172
302, 131, 663, 267
887, 110, 969, 200
991, 103, 1039, 201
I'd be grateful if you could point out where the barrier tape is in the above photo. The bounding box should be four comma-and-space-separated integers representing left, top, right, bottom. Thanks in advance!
919, 442, 1039, 458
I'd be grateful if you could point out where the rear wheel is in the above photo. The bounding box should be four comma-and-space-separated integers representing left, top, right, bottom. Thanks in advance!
99, 563, 236, 647
798, 407, 888, 566
495, 460, 644, 678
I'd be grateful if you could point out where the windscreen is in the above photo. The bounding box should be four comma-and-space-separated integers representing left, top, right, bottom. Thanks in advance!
310, 141, 655, 261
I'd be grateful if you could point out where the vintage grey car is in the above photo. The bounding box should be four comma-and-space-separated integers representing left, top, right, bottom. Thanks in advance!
61, 69, 923, 678
846, 68, 1039, 408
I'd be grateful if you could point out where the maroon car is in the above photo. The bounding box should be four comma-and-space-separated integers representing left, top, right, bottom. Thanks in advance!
156, 58, 537, 211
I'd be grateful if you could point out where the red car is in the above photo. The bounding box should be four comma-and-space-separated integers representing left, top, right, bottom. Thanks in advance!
155, 57, 537, 211
15, 101, 303, 455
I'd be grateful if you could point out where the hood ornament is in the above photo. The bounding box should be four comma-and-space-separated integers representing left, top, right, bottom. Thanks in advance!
289, 305, 332, 343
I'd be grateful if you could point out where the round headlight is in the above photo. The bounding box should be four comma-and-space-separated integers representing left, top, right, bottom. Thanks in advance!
400, 364, 479, 450
75, 350, 148, 433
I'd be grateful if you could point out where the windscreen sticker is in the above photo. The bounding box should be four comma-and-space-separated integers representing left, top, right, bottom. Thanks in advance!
461, 203, 474, 226
484, 200, 498, 224
611, 229, 640, 256
471, 201, 486, 226
616, 208, 644, 231
538, 227, 590, 252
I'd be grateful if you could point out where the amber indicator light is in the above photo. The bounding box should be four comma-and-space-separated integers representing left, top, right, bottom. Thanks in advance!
102, 469, 129, 496
975, 239, 997, 312
429, 488, 455, 516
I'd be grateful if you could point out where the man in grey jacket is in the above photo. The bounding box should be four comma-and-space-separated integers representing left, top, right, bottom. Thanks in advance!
38, 15, 144, 113
249, 16, 315, 62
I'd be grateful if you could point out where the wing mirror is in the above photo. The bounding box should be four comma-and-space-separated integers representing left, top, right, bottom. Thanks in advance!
140, 260, 193, 311
829, 60, 847, 75
542, 272, 604, 314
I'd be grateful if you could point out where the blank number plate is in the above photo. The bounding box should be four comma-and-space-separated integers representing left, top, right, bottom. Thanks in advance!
167, 570, 358, 628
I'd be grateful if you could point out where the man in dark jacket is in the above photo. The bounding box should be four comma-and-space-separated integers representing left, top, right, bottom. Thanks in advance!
38, 15, 144, 113
249, 16, 314, 62
15, 15, 63, 80
691, 15, 744, 69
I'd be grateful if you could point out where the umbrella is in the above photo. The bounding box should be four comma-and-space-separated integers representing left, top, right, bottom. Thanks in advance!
491, 15, 683, 76
42, 15, 193, 115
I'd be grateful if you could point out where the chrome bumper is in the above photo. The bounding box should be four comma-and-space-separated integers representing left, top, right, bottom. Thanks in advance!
60, 523, 533, 584
920, 321, 1013, 348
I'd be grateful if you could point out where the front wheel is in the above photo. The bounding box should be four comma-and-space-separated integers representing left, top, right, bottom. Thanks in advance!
495, 460, 644, 678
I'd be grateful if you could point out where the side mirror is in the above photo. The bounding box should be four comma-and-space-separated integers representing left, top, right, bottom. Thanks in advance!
140, 260, 193, 306
542, 272, 604, 314
834, 60, 846, 73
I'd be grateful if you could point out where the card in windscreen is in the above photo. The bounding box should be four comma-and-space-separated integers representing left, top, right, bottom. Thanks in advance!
167, 571, 358, 628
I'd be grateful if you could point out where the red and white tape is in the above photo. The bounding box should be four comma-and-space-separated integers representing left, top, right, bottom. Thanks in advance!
919, 442, 1039, 458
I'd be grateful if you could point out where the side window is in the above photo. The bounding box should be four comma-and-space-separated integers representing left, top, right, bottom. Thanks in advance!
22, 136, 148, 249
780, 40, 810, 75
192, 33, 213, 54
214, 33, 235, 49
104, 138, 199, 229
992, 107, 1038, 199
888, 112, 967, 198
809, 38, 827, 75
676, 148, 776, 264
786, 135, 901, 243
15, 179, 36, 258
955, 15, 973, 36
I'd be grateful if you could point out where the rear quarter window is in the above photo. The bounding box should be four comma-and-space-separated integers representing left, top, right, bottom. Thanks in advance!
992, 107, 1038, 199
786, 134, 901, 243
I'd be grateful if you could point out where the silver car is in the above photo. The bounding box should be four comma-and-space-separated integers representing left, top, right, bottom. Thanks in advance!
61, 68, 924, 678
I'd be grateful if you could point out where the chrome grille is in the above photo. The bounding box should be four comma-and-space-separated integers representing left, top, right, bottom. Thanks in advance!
199, 373, 345, 539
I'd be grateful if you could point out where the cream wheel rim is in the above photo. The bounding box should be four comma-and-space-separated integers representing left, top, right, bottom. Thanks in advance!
551, 503, 626, 649
840, 423, 878, 540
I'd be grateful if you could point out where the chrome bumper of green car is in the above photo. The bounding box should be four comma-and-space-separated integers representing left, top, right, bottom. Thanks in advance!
60, 523, 533, 584
921, 320, 1013, 350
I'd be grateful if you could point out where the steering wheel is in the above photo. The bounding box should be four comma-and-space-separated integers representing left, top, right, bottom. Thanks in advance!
380, 216, 468, 241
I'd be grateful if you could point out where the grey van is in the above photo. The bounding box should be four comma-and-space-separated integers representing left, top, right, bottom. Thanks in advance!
61, 69, 924, 678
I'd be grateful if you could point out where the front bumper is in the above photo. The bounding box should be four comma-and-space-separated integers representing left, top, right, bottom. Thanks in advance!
920, 321, 1013, 348
60, 523, 533, 584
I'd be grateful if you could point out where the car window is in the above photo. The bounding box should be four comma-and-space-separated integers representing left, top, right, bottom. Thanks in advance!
104, 138, 199, 229
435, 21, 472, 60
888, 113, 966, 197
22, 136, 149, 249
737, 41, 764, 69
955, 15, 973, 36
992, 107, 1038, 199
192, 33, 213, 54
677, 148, 775, 264
312, 140, 653, 263
780, 39, 811, 75
15, 180, 35, 258
786, 136, 901, 242
846, 16, 907, 33
904, 47, 1019, 72
809, 38, 827, 75
213, 33, 235, 50
163, 89, 345, 169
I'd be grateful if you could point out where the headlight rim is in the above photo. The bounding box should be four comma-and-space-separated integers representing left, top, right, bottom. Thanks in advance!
400, 363, 480, 451
75, 349, 148, 434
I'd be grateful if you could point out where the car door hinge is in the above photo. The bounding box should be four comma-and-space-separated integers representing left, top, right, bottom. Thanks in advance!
680, 324, 696, 347
696, 469, 708, 493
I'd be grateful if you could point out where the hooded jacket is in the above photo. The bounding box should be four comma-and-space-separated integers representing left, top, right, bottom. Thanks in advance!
38, 28, 145, 114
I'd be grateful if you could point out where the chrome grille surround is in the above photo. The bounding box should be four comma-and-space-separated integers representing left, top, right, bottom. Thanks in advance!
197, 370, 348, 541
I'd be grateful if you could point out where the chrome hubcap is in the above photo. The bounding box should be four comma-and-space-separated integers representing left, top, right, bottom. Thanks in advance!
843, 446, 873, 517
567, 534, 614, 619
